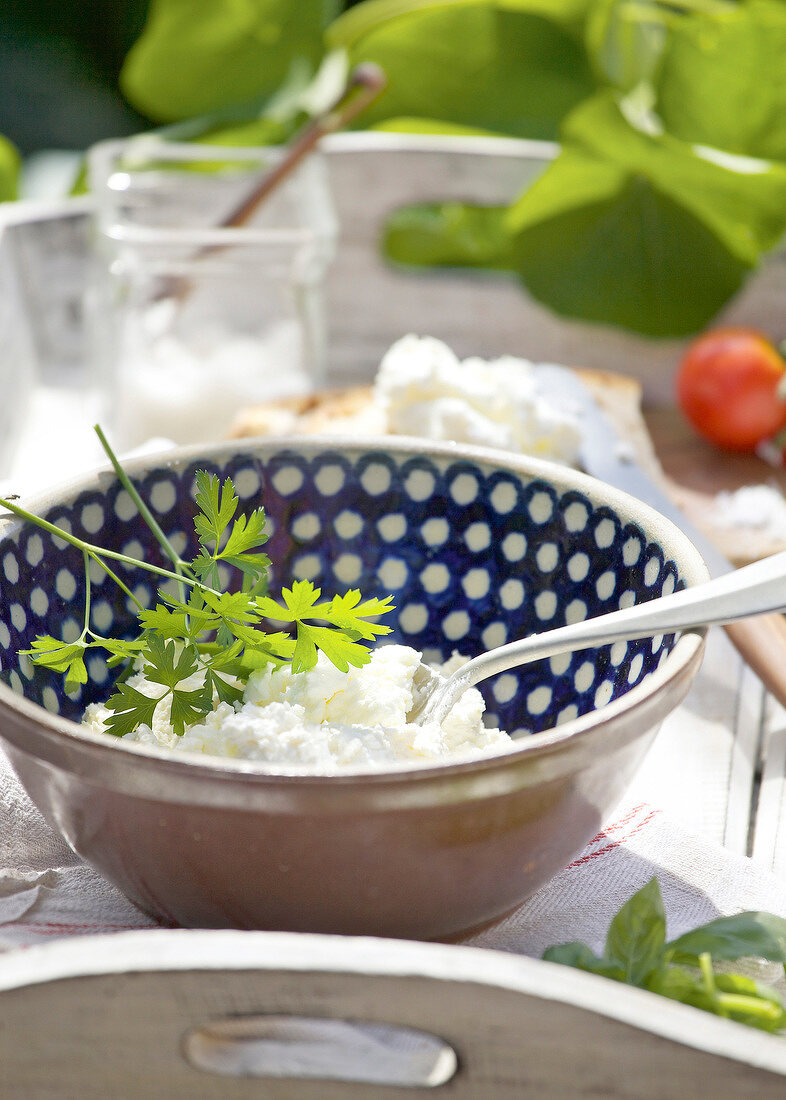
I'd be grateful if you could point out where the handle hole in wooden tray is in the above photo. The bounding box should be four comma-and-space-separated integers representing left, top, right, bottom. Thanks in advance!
183, 1014, 458, 1087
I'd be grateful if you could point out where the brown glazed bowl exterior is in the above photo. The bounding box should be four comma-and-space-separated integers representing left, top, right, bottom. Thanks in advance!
0, 437, 707, 939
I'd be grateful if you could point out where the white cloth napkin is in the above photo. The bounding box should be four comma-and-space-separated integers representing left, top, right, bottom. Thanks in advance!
468, 801, 786, 959
0, 748, 153, 948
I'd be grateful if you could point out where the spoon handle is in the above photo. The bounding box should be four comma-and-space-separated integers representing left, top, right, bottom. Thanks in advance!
456, 549, 786, 692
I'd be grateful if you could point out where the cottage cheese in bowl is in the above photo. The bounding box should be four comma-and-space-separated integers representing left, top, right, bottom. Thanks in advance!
82, 644, 512, 770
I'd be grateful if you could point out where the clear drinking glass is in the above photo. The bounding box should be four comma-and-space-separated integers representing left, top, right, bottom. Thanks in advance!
87, 139, 337, 449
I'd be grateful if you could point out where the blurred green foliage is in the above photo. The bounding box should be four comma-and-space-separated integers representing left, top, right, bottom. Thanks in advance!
120, 0, 342, 122
6, 0, 786, 338
337, 0, 786, 337
326, 0, 595, 141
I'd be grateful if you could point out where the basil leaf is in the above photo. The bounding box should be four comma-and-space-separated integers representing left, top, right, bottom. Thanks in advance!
604, 877, 666, 985
556, 91, 786, 261
645, 964, 707, 1007
648, 965, 786, 1032
121, 0, 340, 122
328, 0, 596, 141
668, 912, 786, 966
542, 941, 625, 981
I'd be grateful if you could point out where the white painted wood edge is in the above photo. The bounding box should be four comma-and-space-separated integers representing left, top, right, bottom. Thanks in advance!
321, 130, 558, 159
725, 664, 766, 854
753, 698, 786, 870
2, 930, 786, 1077
2, 133, 559, 230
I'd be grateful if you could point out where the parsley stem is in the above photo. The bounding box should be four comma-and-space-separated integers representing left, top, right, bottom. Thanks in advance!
82, 548, 92, 634
93, 425, 186, 575
85, 550, 143, 609
0, 494, 199, 591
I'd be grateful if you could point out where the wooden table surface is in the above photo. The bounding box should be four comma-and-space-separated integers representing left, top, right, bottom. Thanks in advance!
643, 403, 786, 496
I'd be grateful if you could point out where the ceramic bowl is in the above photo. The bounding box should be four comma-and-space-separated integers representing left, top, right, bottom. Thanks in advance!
0, 438, 707, 939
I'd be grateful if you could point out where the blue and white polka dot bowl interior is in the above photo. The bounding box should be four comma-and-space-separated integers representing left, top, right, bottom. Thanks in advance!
0, 437, 708, 939
1, 438, 706, 739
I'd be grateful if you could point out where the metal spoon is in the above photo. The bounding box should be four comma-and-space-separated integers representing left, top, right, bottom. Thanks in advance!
408, 549, 786, 728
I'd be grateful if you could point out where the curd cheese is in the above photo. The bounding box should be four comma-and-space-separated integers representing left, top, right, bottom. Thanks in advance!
712, 485, 786, 542
373, 335, 583, 465
82, 644, 512, 770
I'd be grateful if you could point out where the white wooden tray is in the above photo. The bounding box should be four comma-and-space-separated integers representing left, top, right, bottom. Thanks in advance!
3, 930, 786, 1097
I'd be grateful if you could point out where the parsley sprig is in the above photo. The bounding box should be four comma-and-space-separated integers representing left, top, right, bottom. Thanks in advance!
0, 429, 394, 737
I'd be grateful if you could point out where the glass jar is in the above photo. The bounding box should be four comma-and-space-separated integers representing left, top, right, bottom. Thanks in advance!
87, 139, 337, 449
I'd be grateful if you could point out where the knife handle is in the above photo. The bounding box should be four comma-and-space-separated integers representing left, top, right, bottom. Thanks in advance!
724, 615, 786, 710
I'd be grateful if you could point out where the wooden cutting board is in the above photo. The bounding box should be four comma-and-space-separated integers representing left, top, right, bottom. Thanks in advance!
229, 369, 785, 567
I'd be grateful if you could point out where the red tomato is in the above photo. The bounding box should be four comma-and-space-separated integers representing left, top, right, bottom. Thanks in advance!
676, 328, 786, 452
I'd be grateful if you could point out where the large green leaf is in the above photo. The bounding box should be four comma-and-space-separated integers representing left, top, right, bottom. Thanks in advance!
327, 0, 597, 140
554, 92, 786, 260
0, 135, 20, 202
505, 91, 786, 335
510, 170, 749, 336
656, 0, 786, 161
120, 0, 341, 122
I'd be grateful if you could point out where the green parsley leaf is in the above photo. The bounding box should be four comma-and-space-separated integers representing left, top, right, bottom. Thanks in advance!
323, 590, 396, 642
169, 680, 213, 735
141, 634, 200, 689
219, 512, 270, 572
204, 667, 245, 707
258, 580, 393, 673
292, 622, 372, 675
24, 636, 85, 674
194, 471, 239, 549
23, 636, 89, 692
192, 471, 269, 592
103, 681, 161, 738
240, 632, 296, 670
257, 578, 322, 622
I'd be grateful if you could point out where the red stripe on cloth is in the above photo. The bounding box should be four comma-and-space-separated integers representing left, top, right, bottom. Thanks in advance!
7, 920, 157, 934
567, 808, 661, 868
580, 803, 649, 851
